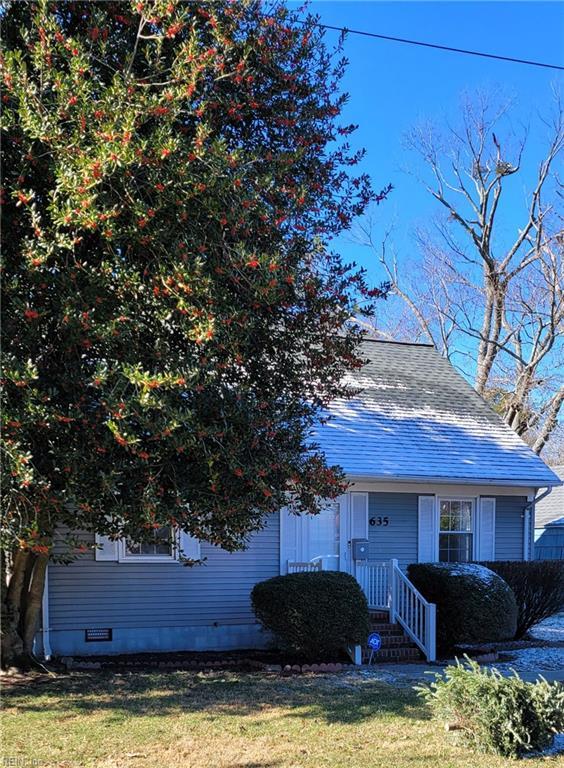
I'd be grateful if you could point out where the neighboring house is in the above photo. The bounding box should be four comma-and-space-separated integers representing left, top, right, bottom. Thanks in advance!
39, 341, 560, 662
534, 465, 564, 560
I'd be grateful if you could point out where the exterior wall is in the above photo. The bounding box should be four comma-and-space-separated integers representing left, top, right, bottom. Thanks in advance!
494, 496, 526, 560
367, 492, 527, 567
367, 493, 418, 569
45, 489, 530, 657
47, 514, 279, 656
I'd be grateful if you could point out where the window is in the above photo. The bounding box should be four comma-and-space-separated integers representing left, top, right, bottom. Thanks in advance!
122, 526, 175, 561
439, 499, 473, 563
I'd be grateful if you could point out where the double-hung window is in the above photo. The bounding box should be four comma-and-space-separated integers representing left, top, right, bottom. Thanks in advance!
439, 499, 474, 562
123, 526, 175, 561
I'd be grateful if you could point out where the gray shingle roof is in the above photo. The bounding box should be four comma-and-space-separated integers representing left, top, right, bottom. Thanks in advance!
314, 340, 561, 487
535, 467, 564, 527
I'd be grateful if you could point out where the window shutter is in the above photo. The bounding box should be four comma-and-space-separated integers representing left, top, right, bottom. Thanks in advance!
179, 530, 201, 561
94, 534, 118, 561
350, 492, 369, 539
280, 508, 300, 573
477, 497, 496, 561
418, 496, 437, 562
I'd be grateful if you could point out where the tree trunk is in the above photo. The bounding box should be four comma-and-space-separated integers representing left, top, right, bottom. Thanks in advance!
1, 550, 48, 669
23, 554, 48, 656
1, 549, 30, 667
532, 387, 564, 455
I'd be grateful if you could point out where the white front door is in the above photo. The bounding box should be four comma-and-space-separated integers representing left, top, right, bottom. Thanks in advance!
281, 497, 348, 573
306, 500, 341, 570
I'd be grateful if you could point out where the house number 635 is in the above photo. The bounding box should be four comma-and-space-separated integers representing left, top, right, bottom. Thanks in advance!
369, 516, 389, 527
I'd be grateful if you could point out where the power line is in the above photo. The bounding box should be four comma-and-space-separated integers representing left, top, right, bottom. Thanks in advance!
311, 22, 564, 72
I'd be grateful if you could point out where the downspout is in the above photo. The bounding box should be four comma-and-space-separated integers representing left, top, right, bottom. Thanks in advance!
41, 564, 52, 660
524, 487, 553, 562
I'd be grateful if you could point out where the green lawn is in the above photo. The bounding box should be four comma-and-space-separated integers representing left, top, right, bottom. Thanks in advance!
1, 670, 562, 767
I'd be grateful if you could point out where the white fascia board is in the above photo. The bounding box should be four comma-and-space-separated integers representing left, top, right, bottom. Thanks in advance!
346, 473, 558, 489
346, 477, 541, 497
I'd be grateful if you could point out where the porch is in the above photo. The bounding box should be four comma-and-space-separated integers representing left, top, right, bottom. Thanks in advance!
288, 557, 437, 662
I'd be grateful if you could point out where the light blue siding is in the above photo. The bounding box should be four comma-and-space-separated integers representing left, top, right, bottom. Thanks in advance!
535, 526, 564, 560
494, 496, 526, 560
48, 514, 279, 655
367, 493, 418, 569
367, 493, 527, 566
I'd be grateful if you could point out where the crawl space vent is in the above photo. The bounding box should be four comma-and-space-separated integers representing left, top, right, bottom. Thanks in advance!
85, 628, 112, 642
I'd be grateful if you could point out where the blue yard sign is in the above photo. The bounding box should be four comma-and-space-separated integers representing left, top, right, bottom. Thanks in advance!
367, 632, 382, 665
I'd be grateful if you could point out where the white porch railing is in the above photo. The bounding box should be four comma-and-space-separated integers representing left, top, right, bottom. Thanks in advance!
390, 559, 436, 662
356, 558, 436, 662
287, 560, 322, 573
355, 561, 389, 610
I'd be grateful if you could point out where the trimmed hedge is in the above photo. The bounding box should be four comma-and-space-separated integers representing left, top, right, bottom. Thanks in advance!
418, 657, 564, 758
407, 563, 517, 654
251, 571, 369, 660
478, 560, 564, 638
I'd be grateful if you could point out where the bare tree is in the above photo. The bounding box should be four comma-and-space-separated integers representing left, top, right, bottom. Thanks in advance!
358, 91, 564, 453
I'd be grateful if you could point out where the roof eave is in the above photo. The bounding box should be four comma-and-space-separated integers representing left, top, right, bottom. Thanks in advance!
346, 473, 561, 489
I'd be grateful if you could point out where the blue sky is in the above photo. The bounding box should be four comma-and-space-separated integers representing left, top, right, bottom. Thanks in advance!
290, 1, 564, 286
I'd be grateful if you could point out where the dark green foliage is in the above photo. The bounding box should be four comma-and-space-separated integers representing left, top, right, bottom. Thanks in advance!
417, 657, 564, 758
479, 560, 564, 638
251, 571, 369, 660
407, 563, 517, 654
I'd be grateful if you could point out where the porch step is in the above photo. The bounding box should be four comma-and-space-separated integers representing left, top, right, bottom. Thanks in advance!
363, 646, 422, 663
369, 611, 390, 622
369, 623, 405, 636
365, 611, 424, 663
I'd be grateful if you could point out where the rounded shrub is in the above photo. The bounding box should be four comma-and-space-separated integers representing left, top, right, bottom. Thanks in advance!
407, 563, 517, 654
251, 571, 369, 660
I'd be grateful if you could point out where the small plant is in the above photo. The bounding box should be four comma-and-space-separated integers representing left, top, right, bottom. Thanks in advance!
407, 563, 517, 653
251, 571, 369, 660
478, 560, 564, 638
417, 657, 564, 758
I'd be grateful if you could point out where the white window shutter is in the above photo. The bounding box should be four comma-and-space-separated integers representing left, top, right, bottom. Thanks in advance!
418, 496, 437, 562
280, 508, 300, 573
94, 533, 119, 561
179, 530, 201, 560
477, 497, 496, 561
350, 492, 369, 539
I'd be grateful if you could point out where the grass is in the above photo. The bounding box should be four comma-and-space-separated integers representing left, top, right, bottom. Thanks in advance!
1, 669, 562, 767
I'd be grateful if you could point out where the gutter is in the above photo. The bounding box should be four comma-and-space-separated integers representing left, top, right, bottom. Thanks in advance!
528, 486, 553, 507
41, 564, 52, 661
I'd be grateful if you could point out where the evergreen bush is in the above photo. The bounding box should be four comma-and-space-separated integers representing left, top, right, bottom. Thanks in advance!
417, 657, 564, 758
407, 563, 517, 653
251, 571, 369, 660
478, 560, 564, 638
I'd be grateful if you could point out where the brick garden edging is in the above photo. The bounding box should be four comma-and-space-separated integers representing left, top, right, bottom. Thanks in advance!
59, 655, 357, 674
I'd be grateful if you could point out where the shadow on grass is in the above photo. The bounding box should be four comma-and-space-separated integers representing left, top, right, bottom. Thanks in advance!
3, 670, 427, 726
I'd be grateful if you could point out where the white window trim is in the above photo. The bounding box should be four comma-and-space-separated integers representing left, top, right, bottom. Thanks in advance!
437, 496, 477, 562
118, 529, 179, 564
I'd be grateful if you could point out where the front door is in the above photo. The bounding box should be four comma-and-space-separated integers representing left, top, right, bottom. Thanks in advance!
307, 500, 340, 570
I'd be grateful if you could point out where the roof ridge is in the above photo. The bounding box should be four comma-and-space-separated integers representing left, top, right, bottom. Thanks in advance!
361, 338, 435, 348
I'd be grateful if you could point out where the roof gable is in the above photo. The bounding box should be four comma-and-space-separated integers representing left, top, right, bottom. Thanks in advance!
314, 341, 560, 487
